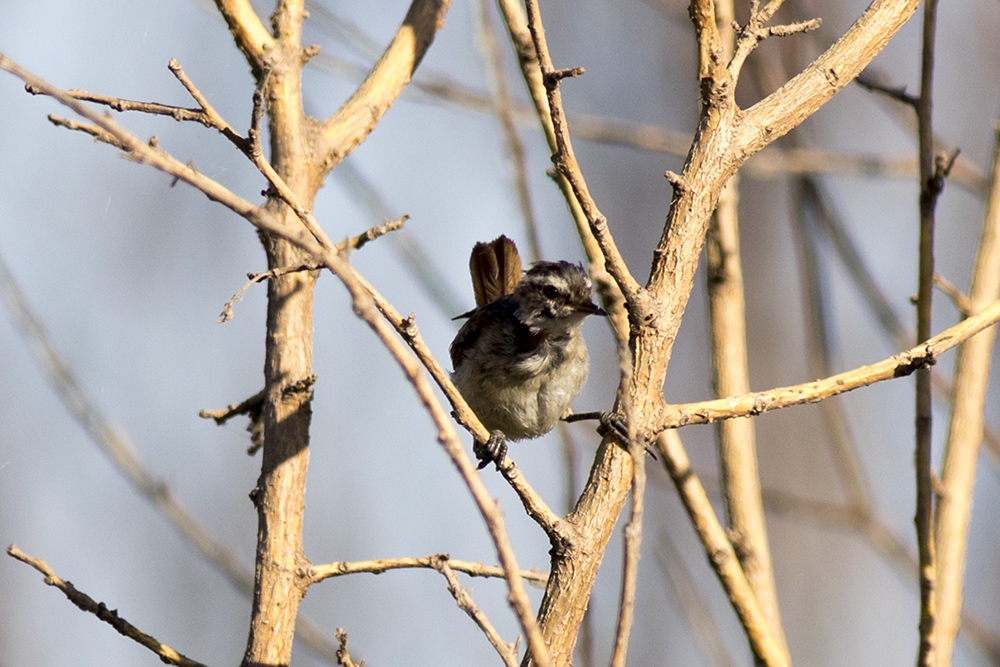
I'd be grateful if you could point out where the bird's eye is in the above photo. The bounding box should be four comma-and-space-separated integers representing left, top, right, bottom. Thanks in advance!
542, 285, 561, 300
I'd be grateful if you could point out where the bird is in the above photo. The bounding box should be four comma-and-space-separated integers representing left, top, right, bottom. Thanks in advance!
450, 236, 606, 469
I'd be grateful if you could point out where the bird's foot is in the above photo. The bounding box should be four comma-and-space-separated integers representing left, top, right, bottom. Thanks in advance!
473, 430, 508, 470
566, 411, 657, 460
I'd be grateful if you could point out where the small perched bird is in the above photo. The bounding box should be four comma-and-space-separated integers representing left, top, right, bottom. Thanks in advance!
450, 236, 606, 469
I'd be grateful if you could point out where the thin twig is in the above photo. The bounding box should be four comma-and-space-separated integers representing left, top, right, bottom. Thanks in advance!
728, 2, 821, 79
216, 215, 409, 322
933, 273, 974, 317
494, 0, 630, 344
914, 1, 942, 663
609, 320, 642, 667
47, 114, 127, 148
855, 74, 919, 107
7, 545, 208, 667
521, 0, 641, 304
308, 554, 548, 587
199, 388, 266, 425
27, 85, 207, 122
431, 555, 519, 667
655, 297, 1000, 432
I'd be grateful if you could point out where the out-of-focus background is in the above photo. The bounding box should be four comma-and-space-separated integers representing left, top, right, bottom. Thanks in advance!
2, 1, 999, 665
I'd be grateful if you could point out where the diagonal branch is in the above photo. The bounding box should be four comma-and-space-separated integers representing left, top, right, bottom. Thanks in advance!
521, 0, 642, 304
494, 0, 630, 343
213, 0, 274, 74
431, 555, 519, 667
319, 0, 450, 175
655, 297, 1000, 432
737, 0, 921, 158
8, 546, 208, 667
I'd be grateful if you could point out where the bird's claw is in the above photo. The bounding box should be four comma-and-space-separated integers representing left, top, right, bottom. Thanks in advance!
597, 411, 657, 461
474, 430, 508, 470
597, 411, 629, 442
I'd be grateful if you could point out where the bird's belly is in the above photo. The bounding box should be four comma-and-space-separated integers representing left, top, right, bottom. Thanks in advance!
455, 354, 589, 441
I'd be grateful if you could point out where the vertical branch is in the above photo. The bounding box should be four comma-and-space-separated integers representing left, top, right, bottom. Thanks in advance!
914, 1, 942, 664
241, 3, 316, 666
708, 2, 788, 661
235, 3, 450, 665
609, 354, 643, 667
708, 178, 788, 662
934, 124, 1000, 666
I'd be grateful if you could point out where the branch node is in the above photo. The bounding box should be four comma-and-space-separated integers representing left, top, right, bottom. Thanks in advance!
302, 44, 321, 64
335, 628, 364, 667
855, 74, 919, 108
664, 170, 689, 194
544, 66, 585, 88
401, 313, 419, 341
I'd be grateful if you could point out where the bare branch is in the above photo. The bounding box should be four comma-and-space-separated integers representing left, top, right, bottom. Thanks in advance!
729, 3, 820, 80
609, 321, 643, 667
352, 274, 565, 539
1, 52, 554, 666
856, 73, 919, 107
494, 0, 630, 344
738, 1, 921, 157
215, 215, 409, 323
656, 297, 1000, 432
933, 273, 974, 318
27, 85, 207, 122
213, 0, 274, 74
709, 174, 788, 655
654, 431, 789, 667
315, 245, 553, 667
167, 58, 248, 146
431, 555, 519, 667
46, 114, 127, 149
522, 0, 642, 304
477, 0, 542, 261
319, 0, 451, 175
914, 2, 944, 661
935, 122, 1000, 665
8, 546, 208, 667
308, 554, 548, 587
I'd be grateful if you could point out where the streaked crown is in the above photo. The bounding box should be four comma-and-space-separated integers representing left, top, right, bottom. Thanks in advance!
514, 261, 605, 328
